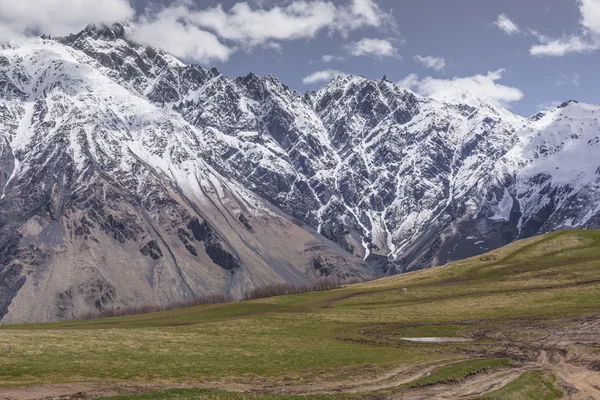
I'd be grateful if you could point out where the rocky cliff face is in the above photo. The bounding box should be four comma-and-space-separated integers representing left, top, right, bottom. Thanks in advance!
0, 29, 372, 323
1, 24, 599, 322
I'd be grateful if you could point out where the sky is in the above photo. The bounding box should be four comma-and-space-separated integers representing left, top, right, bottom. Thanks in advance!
1, 0, 599, 116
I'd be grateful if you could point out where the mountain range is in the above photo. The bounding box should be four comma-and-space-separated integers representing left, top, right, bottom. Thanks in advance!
1, 23, 599, 323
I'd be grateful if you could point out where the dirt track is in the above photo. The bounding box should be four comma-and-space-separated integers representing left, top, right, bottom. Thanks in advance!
1, 317, 599, 400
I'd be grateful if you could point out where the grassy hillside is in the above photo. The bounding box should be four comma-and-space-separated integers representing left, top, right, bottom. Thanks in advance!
1, 230, 600, 399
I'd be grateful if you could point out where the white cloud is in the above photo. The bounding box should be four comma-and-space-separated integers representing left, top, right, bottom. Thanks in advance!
186, 2, 338, 46
399, 69, 524, 105
303, 69, 346, 84
0, 0, 398, 64
530, 33, 600, 56
414, 55, 446, 71
344, 38, 397, 58
129, 0, 396, 63
530, 0, 600, 56
537, 101, 562, 111
494, 14, 520, 35
555, 72, 581, 87
0, 24, 18, 43
579, 0, 600, 34
130, 14, 234, 64
399, 73, 420, 88
0, 0, 134, 42
322, 54, 346, 63
334, 0, 397, 36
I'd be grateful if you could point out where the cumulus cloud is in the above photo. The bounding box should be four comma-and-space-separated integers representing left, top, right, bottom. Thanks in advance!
0, 0, 398, 64
344, 38, 398, 58
129, 0, 396, 63
530, 0, 600, 56
303, 69, 346, 84
580, 0, 600, 34
0, 0, 134, 42
185, 2, 338, 46
530, 33, 600, 56
399, 69, 524, 106
398, 73, 420, 88
334, 0, 397, 36
494, 14, 520, 35
130, 13, 233, 63
413, 55, 446, 71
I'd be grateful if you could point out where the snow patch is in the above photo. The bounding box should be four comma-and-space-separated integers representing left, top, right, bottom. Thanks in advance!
490, 189, 513, 221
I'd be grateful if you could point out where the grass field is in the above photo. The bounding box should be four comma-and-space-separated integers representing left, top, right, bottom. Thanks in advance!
1, 230, 600, 399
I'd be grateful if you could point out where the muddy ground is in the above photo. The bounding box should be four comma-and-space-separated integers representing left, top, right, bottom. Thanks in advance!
1, 315, 599, 400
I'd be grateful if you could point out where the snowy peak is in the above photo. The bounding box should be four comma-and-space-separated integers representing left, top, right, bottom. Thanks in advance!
429, 87, 521, 122
0, 35, 372, 323
63, 22, 134, 42
313, 74, 422, 136
517, 100, 600, 185
557, 99, 579, 109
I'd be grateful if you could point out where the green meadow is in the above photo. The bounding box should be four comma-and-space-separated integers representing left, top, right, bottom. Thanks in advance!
2, 230, 600, 399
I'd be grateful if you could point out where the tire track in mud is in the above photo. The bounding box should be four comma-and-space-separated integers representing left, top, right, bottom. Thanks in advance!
0, 354, 598, 400
2, 318, 599, 399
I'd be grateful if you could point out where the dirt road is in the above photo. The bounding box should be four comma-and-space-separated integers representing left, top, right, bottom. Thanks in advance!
2, 317, 599, 400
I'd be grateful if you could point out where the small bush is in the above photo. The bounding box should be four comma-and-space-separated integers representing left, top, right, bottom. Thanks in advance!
76, 276, 370, 321
76, 293, 232, 320
243, 276, 366, 301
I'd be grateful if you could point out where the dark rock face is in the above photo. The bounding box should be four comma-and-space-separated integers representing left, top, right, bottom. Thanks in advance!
313, 256, 334, 277
140, 240, 163, 260
177, 217, 242, 272
1, 24, 599, 322
238, 214, 253, 231
558, 100, 578, 108
0, 264, 26, 320
88, 279, 118, 312
56, 289, 74, 320
187, 218, 209, 241
205, 242, 241, 273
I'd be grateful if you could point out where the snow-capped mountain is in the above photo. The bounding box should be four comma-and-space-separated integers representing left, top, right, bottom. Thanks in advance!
0, 26, 372, 323
1, 24, 599, 322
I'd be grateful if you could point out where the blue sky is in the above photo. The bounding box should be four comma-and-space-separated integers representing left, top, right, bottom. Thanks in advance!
2, 0, 599, 116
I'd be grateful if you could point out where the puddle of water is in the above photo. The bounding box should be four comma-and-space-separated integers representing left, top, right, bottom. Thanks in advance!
400, 337, 473, 343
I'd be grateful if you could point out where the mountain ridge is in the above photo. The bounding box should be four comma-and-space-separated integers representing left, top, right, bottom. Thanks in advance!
1, 23, 599, 322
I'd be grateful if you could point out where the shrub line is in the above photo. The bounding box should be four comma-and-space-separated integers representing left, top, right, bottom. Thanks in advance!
76, 277, 368, 321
